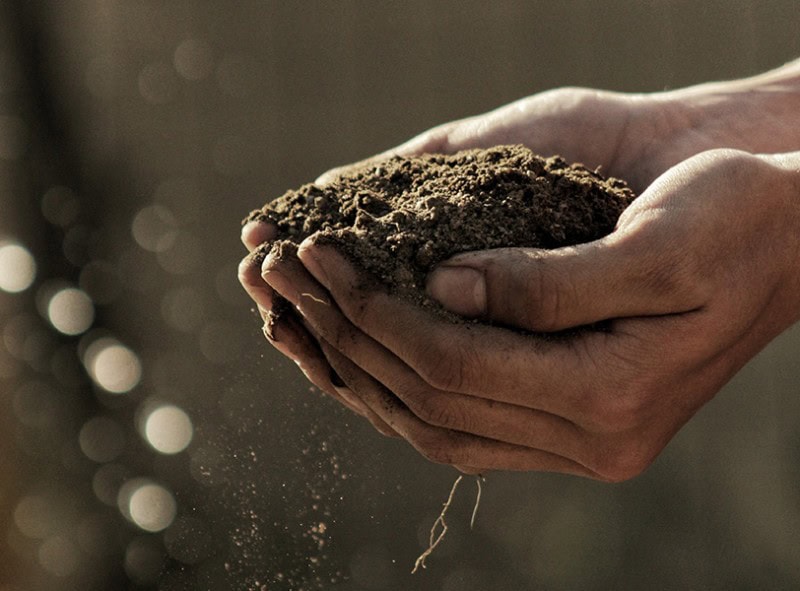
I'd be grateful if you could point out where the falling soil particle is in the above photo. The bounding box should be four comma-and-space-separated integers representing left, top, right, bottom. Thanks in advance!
245, 144, 635, 319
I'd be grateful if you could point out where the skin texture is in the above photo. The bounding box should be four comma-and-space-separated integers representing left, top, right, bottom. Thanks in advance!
240, 61, 800, 481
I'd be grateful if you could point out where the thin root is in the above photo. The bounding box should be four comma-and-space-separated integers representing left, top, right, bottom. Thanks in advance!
300, 292, 329, 305
470, 476, 484, 530
411, 474, 485, 574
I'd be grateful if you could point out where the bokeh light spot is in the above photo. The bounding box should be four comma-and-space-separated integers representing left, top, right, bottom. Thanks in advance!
126, 482, 177, 533
84, 338, 142, 394
39, 536, 80, 577
47, 287, 94, 335
0, 242, 36, 293
131, 204, 178, 252
38, 536, 79, 578
14, 495, 58, 539
143, 404, 193, 454
41, 186, 80, 227
79, 416, 126, 463
174, 38, 214, 81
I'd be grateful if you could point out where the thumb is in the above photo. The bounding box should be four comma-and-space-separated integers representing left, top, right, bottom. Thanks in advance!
425, 233, 698, 332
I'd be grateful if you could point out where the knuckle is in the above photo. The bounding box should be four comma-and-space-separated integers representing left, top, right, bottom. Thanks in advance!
493, 252, 574, 332
597, 443, 654, 483
412, 431, 458, 465
703, 148, 759, 178
524, 261, 568, 332
585, 385, 647, 434
410, 393, 467, 431
428, 357, 466, 393
576, 340, 665, 433
414, 339, 468, 393
327, 321, 359, 354
646, 243, 708, 306
338, 286, 378, 331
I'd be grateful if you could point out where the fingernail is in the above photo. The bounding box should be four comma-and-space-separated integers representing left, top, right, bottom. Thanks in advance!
241, 220, 273, 251
298, 242, 331, 289
261, 261, 299, 305
262, 320, 277, 342
427, 266, 486, 317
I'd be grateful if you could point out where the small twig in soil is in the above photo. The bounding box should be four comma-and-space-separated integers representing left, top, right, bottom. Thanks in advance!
300, 292, 329, 306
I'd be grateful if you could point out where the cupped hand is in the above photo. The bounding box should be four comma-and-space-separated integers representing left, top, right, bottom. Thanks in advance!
262, 149, 800, 480
241, 85, 658, 442
239, 226, 399, 434
240, 85, 725, 389
239, 76, 800, 476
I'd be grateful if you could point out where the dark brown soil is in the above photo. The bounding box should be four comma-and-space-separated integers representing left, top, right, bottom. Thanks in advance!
245, 145, 635, 316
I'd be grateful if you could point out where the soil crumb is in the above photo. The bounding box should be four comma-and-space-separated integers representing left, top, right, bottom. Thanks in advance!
245, 145, 635, 310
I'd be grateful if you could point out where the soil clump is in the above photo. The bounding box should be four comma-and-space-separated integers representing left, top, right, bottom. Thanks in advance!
245, 145, 635, 316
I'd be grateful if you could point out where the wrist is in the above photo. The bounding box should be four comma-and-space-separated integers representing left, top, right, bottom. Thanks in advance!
760, 150, 800, 327
653, 59, 800, 156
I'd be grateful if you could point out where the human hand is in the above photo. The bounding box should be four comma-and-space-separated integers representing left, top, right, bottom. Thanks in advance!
315, 64, 800, 193
239, 85, 646, 447
240, 83, 728, 388
239, 227, 401, 438
261, 149, 800, 480
240, 63, 800, 475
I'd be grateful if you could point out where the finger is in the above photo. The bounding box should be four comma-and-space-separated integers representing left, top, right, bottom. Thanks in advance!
301, 313, 400, 438
319, 340, 598, 477
264, 304, 368, 418
241, 220, 277, 251
238, 244, 277, 311
329, 381, 401, 439
425, 221, 708, 332
262, 246, 400, 438
267, 255, 595, 468
454, 465, 485, 475
264, 252, 590, 454
296, 241, 594, 417
248, 253, 376, 421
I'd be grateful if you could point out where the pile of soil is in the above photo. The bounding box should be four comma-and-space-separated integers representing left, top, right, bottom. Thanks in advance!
245, 144, 635, 314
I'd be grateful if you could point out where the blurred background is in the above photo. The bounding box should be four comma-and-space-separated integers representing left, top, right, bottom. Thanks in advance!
1, 1, 800, 590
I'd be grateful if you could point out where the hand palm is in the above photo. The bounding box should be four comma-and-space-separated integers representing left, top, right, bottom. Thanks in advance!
337, 87, 754, 194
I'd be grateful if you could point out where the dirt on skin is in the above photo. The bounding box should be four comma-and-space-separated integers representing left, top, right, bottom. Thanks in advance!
245, 144, 635, 321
